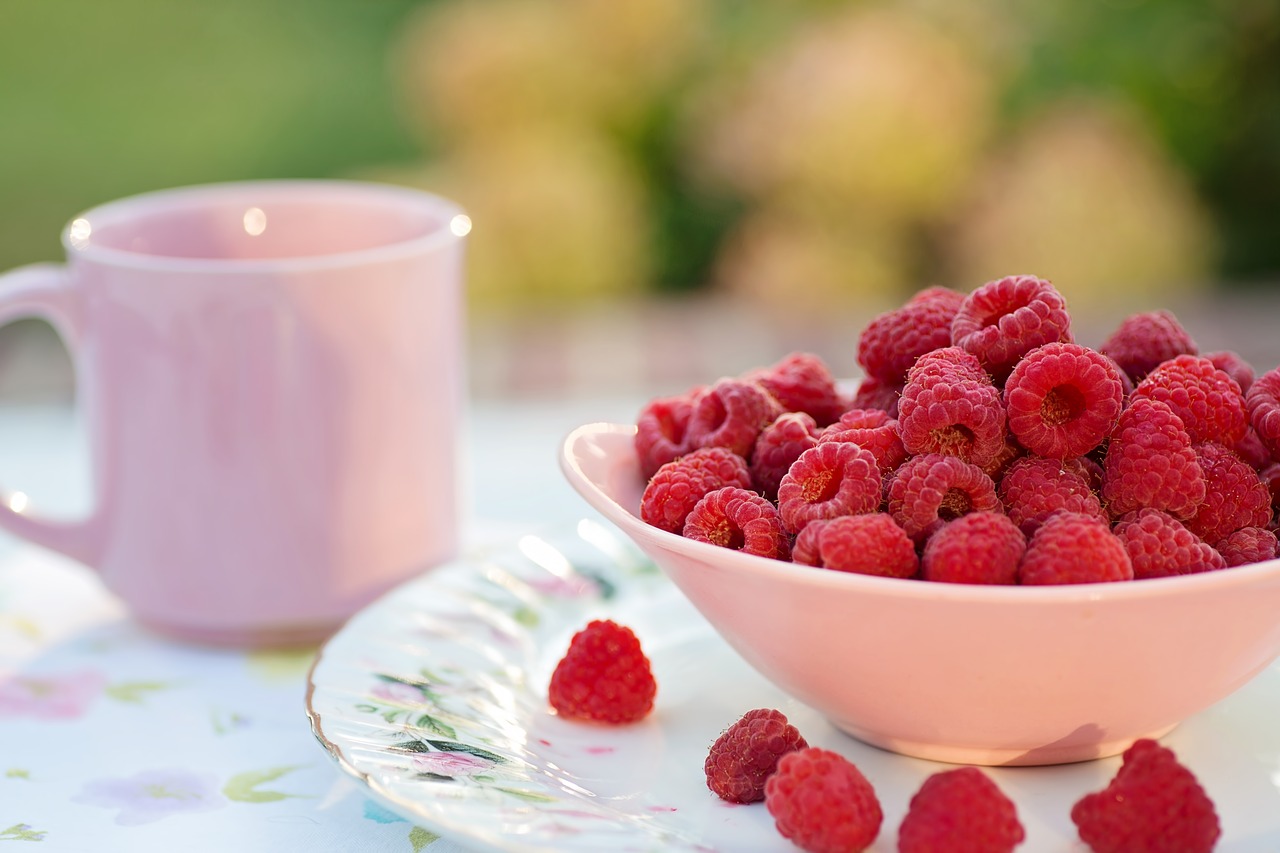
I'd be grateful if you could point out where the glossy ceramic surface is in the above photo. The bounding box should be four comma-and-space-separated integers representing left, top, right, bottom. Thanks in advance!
305, 521, 1280, 851
560, 422, 1280, 766
0, 181, 468, 645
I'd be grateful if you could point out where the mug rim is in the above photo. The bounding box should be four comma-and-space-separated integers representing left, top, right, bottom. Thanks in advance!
62, 179, 468, 273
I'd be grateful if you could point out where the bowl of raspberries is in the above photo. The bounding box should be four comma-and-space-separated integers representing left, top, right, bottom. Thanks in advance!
560, 274, 1280, 766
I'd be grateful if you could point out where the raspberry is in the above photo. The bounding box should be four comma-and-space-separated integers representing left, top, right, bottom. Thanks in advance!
791, 514, 919, 578
921, 511, 1025, 584
1262, 462, 1280, 514
635, 390, 701, 479
687, 378, 784, 458
1101, 397, 1206, 520
765, 748, 882, 853
998, 456, 1106, 535
818, 408, 908, 474
856, 287, 964, 385
704, 708, 808, 804
777, 442, 882, 535
1065, 454, 1106, 492
750, 412, 820, 502
1071, 738, 1220, 853
1185, 441, 1272, 544
1215, 526, 1278, 566
1246, 367, 1280, 457
978, 432, 1026, 482
1003, 342, 1125, 458
898, 347, 1008, 467
887, 453, 1001, 542
1020, 511, 1133, 584
1130, 355, 1248, 445
683, 487, 791, 560
548, 620, 656, 724
849, 375, 902, 417
640, 447, 752, 533
1112, 508, 1227, 579
745, 352, 845, 427
1205, 349, 1255, 394
898, 767, 1025, 853
950, 274, 1073, 381
1234, 427, 1274, 471
1098, 309, 1198, 383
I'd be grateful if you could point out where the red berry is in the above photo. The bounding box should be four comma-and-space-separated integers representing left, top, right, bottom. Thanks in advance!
640, 447, 752, 533
922, 511, 1025, 584
898, 347, 1008, 467
751, 412, 820, 502
792, 514, 919, 578
1215, 526, 1278, 566
1020, 511, 1134, 584
1098, 310, 1198, 383
1246, 367, 1280, 457
1102, 397, 1206, 520
765, 748, 882, 853
856, 287, 964, 386
818, 408, 909, 475
999, 456, 1106, 536
1112, 508, 1226, 579
1205, 349, 1255, 394
887, 453, 1001, 542
548, 620, 656, 724
683, 486, 790, 560
898, 767, 1025, 853
849, 375, 902, 417
1071, 738, 1220, 853
687, 378, 784, 458
950, 274, 1073, 381
704, 708, 808, 804
1130, 355, 1248, 445
635, 390, 701, 479
777, 442, 882, 535
746, 352, 846, 427
1185, 442, 1273, 544
1003, 342, 1125, 459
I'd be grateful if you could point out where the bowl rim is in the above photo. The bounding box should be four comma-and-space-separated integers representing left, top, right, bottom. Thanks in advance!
560, 420, 1280, 605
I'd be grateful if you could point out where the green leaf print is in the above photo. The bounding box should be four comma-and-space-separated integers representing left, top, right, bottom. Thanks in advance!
0, 823, 45, 841
492, 787, 558, 804
4, 769, 30, 780
408, 826, 439, 851
413, 712, 457, 740
222, 766, 308, 804
103, 681, 172, 704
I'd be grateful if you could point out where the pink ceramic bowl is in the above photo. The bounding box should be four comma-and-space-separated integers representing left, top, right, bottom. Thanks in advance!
560, 421, 1280, 766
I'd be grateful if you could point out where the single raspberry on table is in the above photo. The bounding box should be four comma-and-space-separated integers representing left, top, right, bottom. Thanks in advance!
950, 274, 1073, 381
1130, 355, 1248, 445
921, 511, 1025, 584
686, 378, 784, 459
704, 708, 808, 804
1186, 441, 1273, 544
1246, 367, 1280, 457
1020, 511, 1134, 584
1215, 526, 1278, 566
1098, 309, 1198, 383
640, 447, 752, 534
750, 412, 820, 502
998, 456, 1106, 535
898, 766, 1025, 853
635, 390, 701, 479
765, 747, 882, 853
1101, 397, 1206, 520
791, 514, 919, 579
777, 442, 882, 535
745, 352, 846, 427
548, 619, 656, 724
1205, 349, 1255, 394
683, 486, 791, 560
848, 375, 902, 417
856, 286, 964, 386
1003, 342, 1125, 458
887, 453, 1001, 542
1071, 738, 1220, 853
1112, 508, 1227, 579
818, 408, 908, 475
898, 347, 1008, 468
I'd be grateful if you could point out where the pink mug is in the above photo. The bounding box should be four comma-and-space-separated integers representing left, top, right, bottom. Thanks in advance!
0, 180, 468, 646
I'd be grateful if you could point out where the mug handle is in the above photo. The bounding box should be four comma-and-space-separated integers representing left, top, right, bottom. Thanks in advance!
0, 263, 101, 567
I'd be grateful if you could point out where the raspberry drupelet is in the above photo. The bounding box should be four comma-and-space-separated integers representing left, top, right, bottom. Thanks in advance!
1102, 397, 1206, 520
887, 453, 1001, 542
1098, 309, 1198, 383
856, 286, 964, 386
950, 274, 1073, 382
765, 748, 882, 853
686, 378, 784, 459
1003, 342, 1125, 459
1130, 354, 1248, 445
1020, 511, 1134, 584
776, 442, 882, 535
1112, 507, 1227, 579
547, 619, 656, 724
683, 487, 790, 560
751, 412, 820, 502
640, 446, 752, 533
704, 708, 808, 804
898, 767, 1025, 853
998, 456, 1106, 535
897, 347, 1008, 468
921, 511, 1025, 584
791, 514, 919, 578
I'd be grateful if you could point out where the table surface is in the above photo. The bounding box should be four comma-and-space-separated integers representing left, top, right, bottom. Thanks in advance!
0, 397, 639, 853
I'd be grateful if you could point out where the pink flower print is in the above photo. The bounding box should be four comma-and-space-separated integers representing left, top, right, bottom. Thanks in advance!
0, 668, 107, 719
411, 751, 495, 778
370, 680, 428, 706
74, 768, 228, 825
